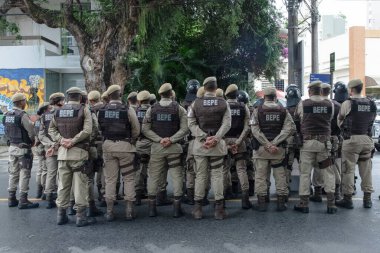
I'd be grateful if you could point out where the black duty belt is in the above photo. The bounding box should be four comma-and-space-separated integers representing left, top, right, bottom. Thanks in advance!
105, 138, 134, 143
10, 143, 32, 149
303, 135, 330, 142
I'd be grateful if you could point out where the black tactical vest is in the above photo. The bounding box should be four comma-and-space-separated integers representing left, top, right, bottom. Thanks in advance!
136, 106, 149, 125
331, 100, 341, 136
151, 101, 180, 138
225, 101, 246, 138
301, 99, 332, 136
98, 102, 132, 140
345, 98, 376, 135
193, 97, 227, 135
258, 105, 286, 141
42, 111, 54, 137
55, 103, 85, 141
3, 109, 33, 145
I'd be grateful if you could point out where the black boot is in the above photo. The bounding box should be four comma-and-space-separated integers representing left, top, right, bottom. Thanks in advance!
276, 195, 287, 212
241, 191, 252, 209
8, 191, 19, 207
336, 194, 354, 209
46, 193, 56, 209
156, 190, 172, 206
99, 197, 107, 207
248, 180, 255, 196
105, 199, 115, 222
67, 200, 76, 215
335, 184, 342, 201
309, 186, 322, 202
327, 193, 338, 214
148, 196, 157, 217
97, 184, 103, 202
192, 200, 203, 220
214, 199, 227, 220
135, 190, 143, 206
265, 188, 270, 203
256, 195, 267, 212
232, 181, 239, 198
173, 197, 184, 218
18, 193, 39, 209
183, 188, 195, 205
202, 191, 210, 206
41, 193, 46, 200
57, 208, 69, 225
224, 186, 234, 200
125, 201, 136, 221
87, 200, 104, 217
294, 195, 309, 213
363, 192, 372, 208
76, 208, 96, 227
36, 185, 43, 199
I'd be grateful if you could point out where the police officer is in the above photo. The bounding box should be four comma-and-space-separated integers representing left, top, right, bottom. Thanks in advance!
49, 87, 94, 226
336, 79, 376, 209
224, 84, 251, 209
150, 94, 157, 106
182, 80, 200, 205
285, 85, 302, 195
250, 87, 294, 211
127, 91, 138, 111
334, 81, 349, 103
310, 83, 343, 202
294, 81, 337, 214
98, 84, 140, 221
237, 90, 255, 196
3, 93, 38, 209
142, 83, 188, 218
39, 93, 65, 209
216, 88, 224, 98
35, 102, 50, 199
101, 91, 109, 104
135, 90, 152, 205
188, 77, 231, 220
88, 91, 106, 205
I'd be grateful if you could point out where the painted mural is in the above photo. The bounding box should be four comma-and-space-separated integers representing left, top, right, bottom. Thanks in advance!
0, 69, 45, 135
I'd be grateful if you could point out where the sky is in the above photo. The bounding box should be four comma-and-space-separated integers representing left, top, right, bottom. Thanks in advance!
275, 0, 377, 28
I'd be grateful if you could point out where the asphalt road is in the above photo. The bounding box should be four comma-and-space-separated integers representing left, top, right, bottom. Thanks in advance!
0, 153, 380, 253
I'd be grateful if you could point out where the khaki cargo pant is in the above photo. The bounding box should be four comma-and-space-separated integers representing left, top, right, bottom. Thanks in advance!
56, 160, 88, 209
194, 155, 224, 201
254, 158, 288, 196
8, 147, 33, 194
148, 153, 183, 197
103, 151, 136, 201
341, 136, 374, 195
36, 155, 47, 190
299, 140, 335, 195
44, 155, 58, 194
224, 153, 249, 192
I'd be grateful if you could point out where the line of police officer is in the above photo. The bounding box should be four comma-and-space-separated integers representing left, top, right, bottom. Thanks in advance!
3, 76, 376, 225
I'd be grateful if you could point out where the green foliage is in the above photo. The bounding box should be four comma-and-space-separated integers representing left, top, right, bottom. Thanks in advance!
126, 0, 284, 99
0, 17, 21, 39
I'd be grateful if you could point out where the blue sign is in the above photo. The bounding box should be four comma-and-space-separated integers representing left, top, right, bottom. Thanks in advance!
310, 73, 331, 84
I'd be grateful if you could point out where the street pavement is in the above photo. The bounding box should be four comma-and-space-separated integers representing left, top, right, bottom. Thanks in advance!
0, 152, 380, 253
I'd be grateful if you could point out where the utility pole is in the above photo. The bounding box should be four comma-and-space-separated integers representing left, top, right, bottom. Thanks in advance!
287, 0, 301, 86
310, 0, 319, 73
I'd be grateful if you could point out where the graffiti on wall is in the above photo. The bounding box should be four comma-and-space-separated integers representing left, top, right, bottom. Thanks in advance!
0, 68, 45, 113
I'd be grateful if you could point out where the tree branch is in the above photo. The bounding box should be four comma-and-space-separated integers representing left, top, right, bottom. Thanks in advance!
0, 0, 23, 15
21, 0, 62, 28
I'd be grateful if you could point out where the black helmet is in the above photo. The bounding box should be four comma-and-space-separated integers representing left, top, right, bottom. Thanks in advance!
286, 84, 301, 108
237, 90, 249, 104
185, 79, 200, 103
252, 98, 264, 108
333, 81, 348, 103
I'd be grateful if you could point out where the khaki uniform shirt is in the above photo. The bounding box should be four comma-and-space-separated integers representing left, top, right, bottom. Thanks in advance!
188, 92, 231, 156
142, 98, 188, 155
250, 101, 295, 159
136, 103, 152, 154
101, 100, 140, 153
39, 106, 59, 155
48, 101, 92, 161
9, 107, 35, 156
